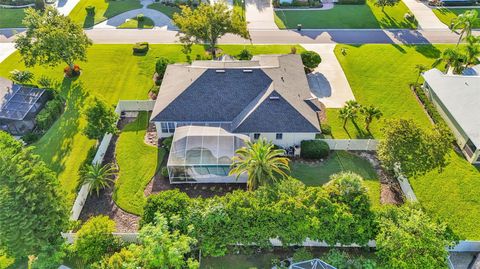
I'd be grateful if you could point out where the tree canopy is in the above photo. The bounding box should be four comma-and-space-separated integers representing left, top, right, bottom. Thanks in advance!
15, 7, 92, 69
0, 131, 68, 265
83, 97, 119, 140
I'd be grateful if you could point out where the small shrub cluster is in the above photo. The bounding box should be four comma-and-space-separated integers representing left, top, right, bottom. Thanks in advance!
137, 13, 145, 22
301, 51, 322, 72
9, 69, 34, 84
276, 0, 322, 7
322, 249, 378, 269
133, 42, 149, 54
320, 124, 332, 135
412, 84, 447, 126
404, 12, 416, 22
162, 136, 173, 151
142, 176, 377, 257
161, 166, 169, 178
21, 132, 42, 144
85, 5, 95, 16
64, 64, 81, 77
300, 140, 330, 159
154, 57, 170, 85
237, 49, 253, 60
337, 0, 366, 4
35, 96, 64, 132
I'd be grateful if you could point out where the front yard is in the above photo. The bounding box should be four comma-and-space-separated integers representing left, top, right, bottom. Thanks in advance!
0, 44, 304, 206
0, 8, 26, 28
274, 0, 417, 29
432, 7, 480, 28
68, 0, 142, 27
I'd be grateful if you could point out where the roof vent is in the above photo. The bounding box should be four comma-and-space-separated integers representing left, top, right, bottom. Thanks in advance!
243, 69, 253, 73
216, 70, 225, 73
269, 96, 280, 100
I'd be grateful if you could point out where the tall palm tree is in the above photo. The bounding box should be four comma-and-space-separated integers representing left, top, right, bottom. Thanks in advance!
360, 105, 383, 133
81, 163, 116, 196
433, 48, 466, 74
229, 139, 290, 191
414, 64, 428, 85
465, 35, 480, 66
338, 100, 360, 129
451, 9, 478, 46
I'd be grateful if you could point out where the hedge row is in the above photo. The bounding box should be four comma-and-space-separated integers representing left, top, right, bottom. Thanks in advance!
36, 96, 64, 131
142, 175, 377, 257
301, 140, 330, 159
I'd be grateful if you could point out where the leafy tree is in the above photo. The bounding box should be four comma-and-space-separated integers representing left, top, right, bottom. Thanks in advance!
15, 7, 92, 71
376, 204, 456, 269
173, 3, 250, 58
229, 139, 290, 191
374, 0, 400, 11
451, 9, 478, 46
73, 215, 120, 265
360, 105, 382, 133
433, 48, 466, 74
83, 97, 119, 140
80, 163, 116, 196
0, 131, 68, 265
142, 189, 192, 229
155, 57, 170, 79
300, 50, 322, 71
465, 35, 480, 66
338, 100, 360, 129
9, 69, 34, 84
414, 64, 427, 85
377, 119, 452, 177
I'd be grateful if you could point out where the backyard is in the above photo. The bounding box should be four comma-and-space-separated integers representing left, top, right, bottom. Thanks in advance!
68, 0, 142, 27
0, 8, 26, 28
0, 44, 304, 207
432, 7, 480, 28
274, 0, 417, 29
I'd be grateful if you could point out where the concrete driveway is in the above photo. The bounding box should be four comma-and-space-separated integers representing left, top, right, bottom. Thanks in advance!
93, 9, 176, 30
301, 44, 355, 108
402, 0, 448, 30
0, 43, 15, 64
245, 0, 278, 30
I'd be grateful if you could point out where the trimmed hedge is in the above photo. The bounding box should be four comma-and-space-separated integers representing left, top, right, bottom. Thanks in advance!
132, 42, 149, 54
337, 0, 366, 4
301, 140, 330, 159
35, 96, 64, 132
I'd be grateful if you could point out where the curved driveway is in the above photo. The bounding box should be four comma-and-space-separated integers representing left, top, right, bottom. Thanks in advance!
93, 8, 176, 30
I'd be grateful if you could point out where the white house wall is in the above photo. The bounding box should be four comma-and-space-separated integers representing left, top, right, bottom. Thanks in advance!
248, 133, 315, 147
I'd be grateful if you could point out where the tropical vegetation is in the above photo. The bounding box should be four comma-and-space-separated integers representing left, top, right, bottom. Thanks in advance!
80, 163, 116, 196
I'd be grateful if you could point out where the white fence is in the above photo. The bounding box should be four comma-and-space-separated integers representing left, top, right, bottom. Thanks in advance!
69, 100, 156, 221
317, 139, 378, 151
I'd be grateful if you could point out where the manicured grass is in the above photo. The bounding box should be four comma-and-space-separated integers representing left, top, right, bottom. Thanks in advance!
69, 0, 142, 28
0, 44, 304, 206
410, 151, 480, 240
291, 151, 380, 208
432, 7, 480, 28
147, 3, 180, 18
0, 8, 26, 28
329, 44, 456, 138
274, 0, 417, 29
115, 112, 164, 215
118, 16, 155, 28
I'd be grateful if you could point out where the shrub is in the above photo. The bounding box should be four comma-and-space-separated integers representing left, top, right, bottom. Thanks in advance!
35, 96, 64, 132
300, 140, 329, 159
133, 42, 149, 54
63, 64, 81, 77
320, 124, 332, 135
404, 12, 415, 22
141, 189, 192, 229
73, 215, 120, 265
301, 51, 322, 71
137, 13, 145, 22
155, 57, 170, 80
161, 166, 169, 178
337, 0, 365, 4
37, 75, 54, 89
290, 46, 297, 54
21, 132, 41, 144
85, 5, 95, 16
292, 248, 313, 263
237, 49, 253, 60
34, 0, 45, 11
162, 136, 173, 151
9, 69, 34, 84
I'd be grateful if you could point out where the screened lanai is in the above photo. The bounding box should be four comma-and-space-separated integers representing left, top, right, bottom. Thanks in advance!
167, 126, 250, 183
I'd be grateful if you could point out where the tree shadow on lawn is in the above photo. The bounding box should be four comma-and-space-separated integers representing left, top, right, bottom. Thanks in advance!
410, 44, 442, 59
83, 14, 95, 28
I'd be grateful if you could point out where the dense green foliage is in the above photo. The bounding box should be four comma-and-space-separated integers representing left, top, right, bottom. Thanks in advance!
0, 131, 68, 266
36, 96, 64, 132
154, 57, 170, 79
132, 42, 149, 54
142, 189, 192, 229
300, 140, 330, 159
322, 249, 378, 269
376, 204, 456, 268
142, 175, 377, 256
374, 0, 399, 11
300, 51, 322, 70
237, 49, 253, 60
80, 163, 116, 196
15, 7, 92, 69
73, 215, 120, 265
83, 97, 119, 140
9, 69, 34, 84
377, 119, 452, 177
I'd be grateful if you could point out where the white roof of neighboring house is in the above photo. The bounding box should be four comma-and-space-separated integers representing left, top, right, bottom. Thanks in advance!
423, 67, 480, 147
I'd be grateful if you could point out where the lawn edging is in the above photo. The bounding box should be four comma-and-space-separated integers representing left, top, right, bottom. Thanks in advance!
70, 100, 155, 221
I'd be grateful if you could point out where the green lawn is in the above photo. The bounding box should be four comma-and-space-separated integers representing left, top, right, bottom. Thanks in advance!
0, 44, 303, 206
147, 3, 180, 18
68, 0, 142, 28
0, 8, 26, 28
118, 16, 155, 29
432, 7, 480, 28
115, 112, 164, 215
291, 151, 380, 208
274, 0, 417, 29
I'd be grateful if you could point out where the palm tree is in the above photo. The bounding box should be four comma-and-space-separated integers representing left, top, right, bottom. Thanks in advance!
360, 105, 383, 133
338, 100, 360, 129
451, 9, 478, 46
414, 64, 427, 85
465, 35, 480, 66
81, 163, 116, 196
433, 48, 466, 74
229, 139, 290, 191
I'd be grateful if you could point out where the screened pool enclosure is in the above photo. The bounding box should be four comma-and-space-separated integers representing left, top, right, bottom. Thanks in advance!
167, 126, 250, 183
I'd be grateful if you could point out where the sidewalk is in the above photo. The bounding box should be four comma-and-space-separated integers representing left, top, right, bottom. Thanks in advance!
0, 43, 15, 64
402, 0, 448, 30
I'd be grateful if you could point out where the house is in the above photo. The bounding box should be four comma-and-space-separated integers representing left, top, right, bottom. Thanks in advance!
150, 54, 322, 183
0, 77, 48, 135
422, 66, 480, 164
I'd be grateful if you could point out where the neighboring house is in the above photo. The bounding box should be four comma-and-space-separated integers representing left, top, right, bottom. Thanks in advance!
422, 66, 480, 164
0, 77, 48, 135
151, 54, 322, 183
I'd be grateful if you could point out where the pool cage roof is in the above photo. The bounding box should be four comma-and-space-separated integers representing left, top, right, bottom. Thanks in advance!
0, 84, 45, 121
289, 259, 336, 269
167, 126, 250, 166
